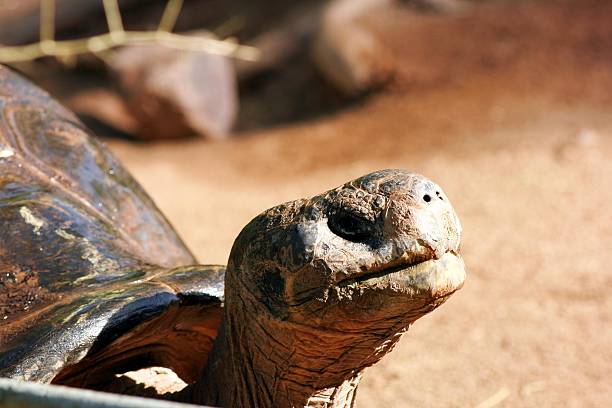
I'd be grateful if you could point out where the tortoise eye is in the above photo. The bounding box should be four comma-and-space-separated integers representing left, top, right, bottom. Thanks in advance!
328, 211, 374, 242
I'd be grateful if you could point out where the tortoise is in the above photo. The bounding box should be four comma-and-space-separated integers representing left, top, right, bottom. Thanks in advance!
0, 65, 466, 408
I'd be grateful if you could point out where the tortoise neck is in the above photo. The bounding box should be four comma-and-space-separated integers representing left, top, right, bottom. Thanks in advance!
189, 290, 391, 408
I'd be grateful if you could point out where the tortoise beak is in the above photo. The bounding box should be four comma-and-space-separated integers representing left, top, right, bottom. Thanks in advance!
337, 251, 466, 299
400, 251, 466, 299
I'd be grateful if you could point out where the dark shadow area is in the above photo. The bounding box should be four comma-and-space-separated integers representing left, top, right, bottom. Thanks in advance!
236, 47, 368, 132
78, 114, 143, 141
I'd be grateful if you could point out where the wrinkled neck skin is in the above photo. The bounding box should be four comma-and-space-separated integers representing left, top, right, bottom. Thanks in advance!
187, 268, 418, 408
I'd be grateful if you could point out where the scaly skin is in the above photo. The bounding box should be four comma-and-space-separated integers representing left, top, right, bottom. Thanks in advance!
187, 169, 465, 407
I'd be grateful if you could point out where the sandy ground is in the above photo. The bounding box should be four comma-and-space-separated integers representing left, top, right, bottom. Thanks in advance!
103, 1, 611, 406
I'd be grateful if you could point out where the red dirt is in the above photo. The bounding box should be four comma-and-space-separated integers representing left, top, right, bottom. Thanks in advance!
106, 1, 612, 406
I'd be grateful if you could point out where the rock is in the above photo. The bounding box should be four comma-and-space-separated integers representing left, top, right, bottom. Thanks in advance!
67, 88, 141, 136
108, 36, 238, 139
312, 0, 396, 96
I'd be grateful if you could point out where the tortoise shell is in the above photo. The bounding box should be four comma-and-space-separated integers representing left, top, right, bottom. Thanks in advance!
0, 65, 223, 386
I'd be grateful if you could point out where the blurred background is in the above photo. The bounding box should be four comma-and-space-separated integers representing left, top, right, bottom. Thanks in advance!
1, 0, 610, 406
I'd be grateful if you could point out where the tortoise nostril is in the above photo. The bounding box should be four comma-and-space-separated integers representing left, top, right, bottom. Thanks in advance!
423, 194, 432, 203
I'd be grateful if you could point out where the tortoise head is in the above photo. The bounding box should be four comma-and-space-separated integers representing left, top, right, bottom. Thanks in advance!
225, 169, 465, 331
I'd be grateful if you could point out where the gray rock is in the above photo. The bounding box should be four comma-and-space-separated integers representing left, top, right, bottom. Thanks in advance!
109, 37, 238, 139
312, 0, 395, 96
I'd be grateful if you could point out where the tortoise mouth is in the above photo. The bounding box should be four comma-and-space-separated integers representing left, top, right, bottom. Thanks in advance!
337, 251, 466, 298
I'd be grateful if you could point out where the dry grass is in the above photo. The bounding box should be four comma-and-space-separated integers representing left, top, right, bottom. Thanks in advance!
0, 0, 258, 63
